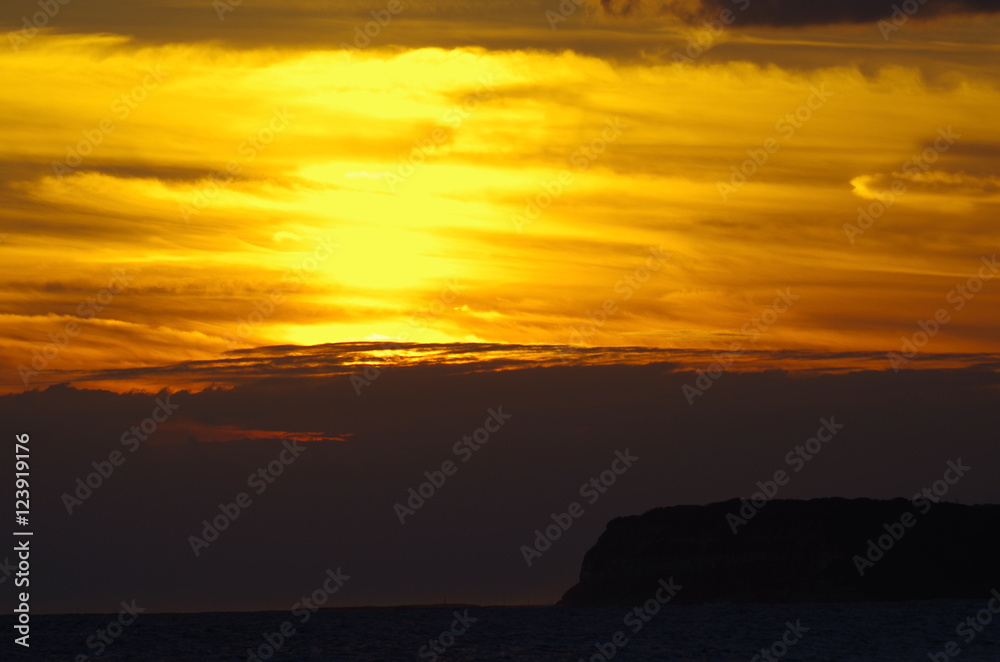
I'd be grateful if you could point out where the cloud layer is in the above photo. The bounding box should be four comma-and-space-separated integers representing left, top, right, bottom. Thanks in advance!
4, 362, 999, 612
4, 39, 1000, 388
596, 0, 1000, 26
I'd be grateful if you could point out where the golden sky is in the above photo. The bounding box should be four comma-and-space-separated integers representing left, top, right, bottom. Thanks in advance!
4, 2, 1000, 616
2, 1, 999, 390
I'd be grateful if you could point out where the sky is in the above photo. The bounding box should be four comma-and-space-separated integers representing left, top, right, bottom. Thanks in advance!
2, 0, 999, 615
5, 365, 1000, 613
2, 0, 1000, 390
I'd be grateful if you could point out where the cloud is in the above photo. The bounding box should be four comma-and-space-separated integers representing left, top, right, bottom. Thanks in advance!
152, 418, 350, 445
5, 363, 1000, 612
594, 0, 1000, 26
852, 170, 1000, 199
9, 342, 998, 394
2, 37, 1000, 388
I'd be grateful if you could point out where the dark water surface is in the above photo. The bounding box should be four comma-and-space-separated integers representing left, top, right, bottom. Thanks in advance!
5, 600, 1000, 661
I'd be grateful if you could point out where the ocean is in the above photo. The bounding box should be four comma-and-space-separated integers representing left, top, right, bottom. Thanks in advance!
6, 600, 1000, 661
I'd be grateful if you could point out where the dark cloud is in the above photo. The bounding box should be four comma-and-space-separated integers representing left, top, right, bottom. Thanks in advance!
597, 0, 1000, 26
3, 353, 999, 613
1, 0, 996, 72
22, 341, 1000, 392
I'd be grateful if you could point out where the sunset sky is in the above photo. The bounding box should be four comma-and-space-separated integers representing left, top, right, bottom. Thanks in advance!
3, 0, 999, 392
3, 0, 1000, 617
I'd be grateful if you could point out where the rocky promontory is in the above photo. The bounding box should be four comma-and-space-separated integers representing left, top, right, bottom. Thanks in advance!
559, 498, 1000, 606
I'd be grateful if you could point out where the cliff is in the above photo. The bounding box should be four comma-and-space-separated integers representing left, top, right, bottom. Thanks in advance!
558, 498, 1000, 606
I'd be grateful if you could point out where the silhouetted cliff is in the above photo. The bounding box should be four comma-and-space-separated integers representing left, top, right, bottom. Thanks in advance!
559, 498, 1000, 606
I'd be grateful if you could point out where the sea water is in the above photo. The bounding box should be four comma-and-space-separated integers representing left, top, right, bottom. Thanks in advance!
6, 600, 1000, 661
